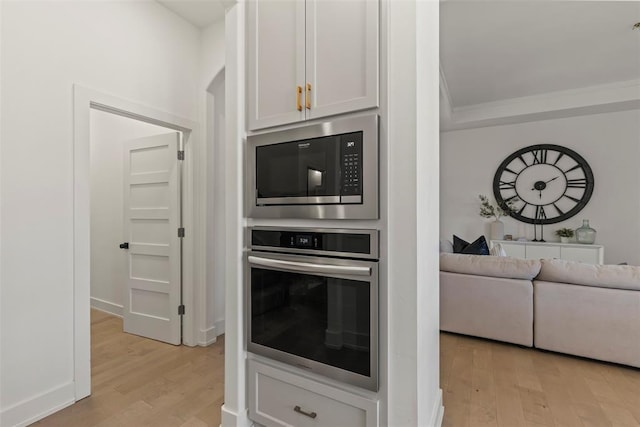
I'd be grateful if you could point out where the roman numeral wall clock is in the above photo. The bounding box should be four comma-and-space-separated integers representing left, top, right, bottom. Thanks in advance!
493, 144, 595, 225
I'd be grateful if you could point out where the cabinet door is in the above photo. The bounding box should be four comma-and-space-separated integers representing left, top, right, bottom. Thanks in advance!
561, 247, 603, 264
499, 242, 526, 259
305, 0, 379, 120
247, 0, 305, 130
526, 245, 561, 260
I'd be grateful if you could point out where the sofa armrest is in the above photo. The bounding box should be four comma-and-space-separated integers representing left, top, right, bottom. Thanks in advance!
440, 271, 533, 346
534, 280, 640, 368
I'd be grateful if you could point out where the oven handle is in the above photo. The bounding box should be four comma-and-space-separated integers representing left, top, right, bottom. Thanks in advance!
248, 255, 371, 276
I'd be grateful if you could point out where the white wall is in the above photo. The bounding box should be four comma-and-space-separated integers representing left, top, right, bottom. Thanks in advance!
89, 109, 174, 315
0, 2, 200, 425
200, 19, 226, 344
441, 109, 640, 265
386, 0, 442, 425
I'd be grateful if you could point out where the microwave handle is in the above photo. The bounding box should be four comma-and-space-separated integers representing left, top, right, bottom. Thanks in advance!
248, 255, 371, 277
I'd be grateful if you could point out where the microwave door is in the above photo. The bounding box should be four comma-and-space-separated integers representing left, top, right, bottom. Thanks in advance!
256, 136, 341, 205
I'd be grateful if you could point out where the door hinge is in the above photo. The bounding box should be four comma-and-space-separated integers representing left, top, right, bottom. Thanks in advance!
177, 150, 184, 160
178, 227, 185, 238
178, 305, 185, 315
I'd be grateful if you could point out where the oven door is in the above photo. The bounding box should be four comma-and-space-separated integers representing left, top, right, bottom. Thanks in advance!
246, 251, 378, 391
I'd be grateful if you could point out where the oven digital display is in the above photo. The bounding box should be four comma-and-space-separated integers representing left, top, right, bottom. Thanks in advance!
295, 235, 313, 247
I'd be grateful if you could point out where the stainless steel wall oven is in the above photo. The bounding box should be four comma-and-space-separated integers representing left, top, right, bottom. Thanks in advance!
246, 114, 378, 219
246, 227, 379, 391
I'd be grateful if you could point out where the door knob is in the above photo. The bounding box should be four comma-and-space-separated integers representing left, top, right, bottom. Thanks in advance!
119, 242, 129, 249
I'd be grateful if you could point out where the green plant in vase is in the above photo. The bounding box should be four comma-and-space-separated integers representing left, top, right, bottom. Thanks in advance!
478, 195, 517, 241
555, 227, 574, 243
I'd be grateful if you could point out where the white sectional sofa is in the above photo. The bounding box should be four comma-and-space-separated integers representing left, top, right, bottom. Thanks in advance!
534, 259, 640, 368
440, 254, 541, 347
440, 254, 640, 368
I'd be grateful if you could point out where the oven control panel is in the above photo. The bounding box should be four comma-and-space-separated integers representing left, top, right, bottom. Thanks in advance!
250, 228, 378, 259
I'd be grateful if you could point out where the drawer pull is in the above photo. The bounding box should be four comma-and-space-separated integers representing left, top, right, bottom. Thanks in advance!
294, 405, 317, 419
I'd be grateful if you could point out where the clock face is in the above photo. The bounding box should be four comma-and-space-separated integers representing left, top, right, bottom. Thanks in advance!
493, 144, 594, 225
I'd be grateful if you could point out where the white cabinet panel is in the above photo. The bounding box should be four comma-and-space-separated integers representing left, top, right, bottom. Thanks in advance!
249, 359, 378, 427
491, 240, 604, 264
306, 0, 379, 120
562, 246, 603, 264
526, 245, 561, 260
500, 242, 526, 259
247, 0, 305, 130
247, 0, 379, 131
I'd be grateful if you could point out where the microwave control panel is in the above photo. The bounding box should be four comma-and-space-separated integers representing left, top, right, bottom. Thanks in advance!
340, 132, 363, 196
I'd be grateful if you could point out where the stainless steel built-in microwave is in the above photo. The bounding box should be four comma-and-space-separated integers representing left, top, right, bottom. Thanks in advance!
246, 114, 378, 219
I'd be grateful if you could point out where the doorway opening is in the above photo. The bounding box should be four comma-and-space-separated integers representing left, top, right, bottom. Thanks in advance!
89, 109, 183, 345
73, 86, 202, 400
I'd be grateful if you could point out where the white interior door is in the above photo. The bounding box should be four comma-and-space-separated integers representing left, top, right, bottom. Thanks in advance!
123, 132, 182, 345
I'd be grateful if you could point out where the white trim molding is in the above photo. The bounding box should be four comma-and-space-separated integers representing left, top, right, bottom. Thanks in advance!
197, 320, 224, 347
442, 79, 640, 131
429, 389, 444, 427
90, 297, 123, 318
0, 382, 75, 427
73, 85, 202, 403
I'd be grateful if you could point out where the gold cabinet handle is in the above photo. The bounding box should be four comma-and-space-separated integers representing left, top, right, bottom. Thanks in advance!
305, 83, 311, 109
296, 86, 302, 111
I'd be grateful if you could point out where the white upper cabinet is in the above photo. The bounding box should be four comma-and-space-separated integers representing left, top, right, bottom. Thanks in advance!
247, 0, 379, 131
247, 0, 306, 130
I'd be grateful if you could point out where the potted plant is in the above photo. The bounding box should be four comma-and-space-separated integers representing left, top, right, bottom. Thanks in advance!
478, 195, 517, 240
555, 227, 574, 243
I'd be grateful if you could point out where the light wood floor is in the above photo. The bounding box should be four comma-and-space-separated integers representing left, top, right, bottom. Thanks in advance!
33, 315, 640, 426
441, 332, 640, 427
34, 309, 224, 427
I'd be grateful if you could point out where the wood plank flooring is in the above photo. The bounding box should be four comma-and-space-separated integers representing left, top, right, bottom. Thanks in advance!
33, 314, 640, 426
34, 309, 224, 427
441, 332, 640, 427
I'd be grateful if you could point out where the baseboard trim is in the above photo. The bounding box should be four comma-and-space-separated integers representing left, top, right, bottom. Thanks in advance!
429, 388, 444, 427
198, 326, 218, 347
221, 404, 251, 427
0, 382, 75, 427
198, 319, 225, 346
90, 297, 123, 317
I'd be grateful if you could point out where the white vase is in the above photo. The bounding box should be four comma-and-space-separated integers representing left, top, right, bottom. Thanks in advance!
560, 236, 570, 243
490, 219, 504, 240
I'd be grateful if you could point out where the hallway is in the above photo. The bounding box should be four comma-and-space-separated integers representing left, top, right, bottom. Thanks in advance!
35, 310, 224, 426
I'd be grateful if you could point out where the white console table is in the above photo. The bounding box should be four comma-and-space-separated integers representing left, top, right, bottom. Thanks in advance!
491, 240, 604, 264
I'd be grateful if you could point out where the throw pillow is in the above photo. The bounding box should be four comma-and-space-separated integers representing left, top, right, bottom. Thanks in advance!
439, 239, 454, 253
453, 235, 490, 256
489, 243, 508, 257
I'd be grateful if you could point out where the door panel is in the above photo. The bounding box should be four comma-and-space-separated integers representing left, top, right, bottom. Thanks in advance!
123, 132, 181, 345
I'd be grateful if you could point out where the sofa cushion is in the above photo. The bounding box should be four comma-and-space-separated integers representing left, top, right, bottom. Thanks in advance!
537, 258, 640, 291
440, 253, 541, 280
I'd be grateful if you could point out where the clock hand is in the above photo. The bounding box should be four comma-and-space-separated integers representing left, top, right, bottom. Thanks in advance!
531, 176, 561, 191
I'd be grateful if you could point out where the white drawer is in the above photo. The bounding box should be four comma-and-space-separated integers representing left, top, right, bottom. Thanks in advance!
249, 359, 378, 427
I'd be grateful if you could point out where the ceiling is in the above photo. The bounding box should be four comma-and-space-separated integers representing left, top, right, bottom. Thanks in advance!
157, 0, 226, 28
440, 1, 640, 129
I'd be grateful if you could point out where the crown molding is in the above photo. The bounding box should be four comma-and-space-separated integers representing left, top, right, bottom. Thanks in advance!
441, 79, 640, 131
